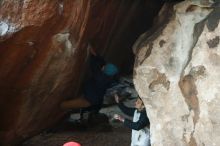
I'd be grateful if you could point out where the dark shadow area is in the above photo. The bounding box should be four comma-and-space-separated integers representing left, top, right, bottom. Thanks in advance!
89, 0, 165, 75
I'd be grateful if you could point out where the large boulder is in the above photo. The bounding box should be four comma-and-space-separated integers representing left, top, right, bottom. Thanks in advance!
134, 1, 220, 146
0, 1, 88, 145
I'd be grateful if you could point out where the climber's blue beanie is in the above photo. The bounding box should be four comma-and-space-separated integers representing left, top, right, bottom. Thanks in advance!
103, 63, 118, 76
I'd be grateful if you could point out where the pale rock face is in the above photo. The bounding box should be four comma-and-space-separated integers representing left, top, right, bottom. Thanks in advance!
134, 1, 219, 146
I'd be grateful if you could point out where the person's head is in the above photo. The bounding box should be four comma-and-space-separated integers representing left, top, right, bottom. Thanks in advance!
103, 63, 118, 76
135, 97, 145, 111
63, 141, 81, 146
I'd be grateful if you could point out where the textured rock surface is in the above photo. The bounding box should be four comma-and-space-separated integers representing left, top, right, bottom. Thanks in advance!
0, 0, 162, 145
134, 1, 220, 146
0, 1, 88, 145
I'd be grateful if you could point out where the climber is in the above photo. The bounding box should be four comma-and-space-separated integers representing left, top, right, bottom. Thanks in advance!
60, 43, 118, 117
113, 94, 150, 146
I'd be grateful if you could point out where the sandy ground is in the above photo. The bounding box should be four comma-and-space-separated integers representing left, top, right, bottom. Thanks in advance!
23, 99, 136, 146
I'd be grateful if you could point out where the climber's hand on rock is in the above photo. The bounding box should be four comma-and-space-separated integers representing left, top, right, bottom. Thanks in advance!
89, 46, 97, 56
113, 114, 124, 122
114, 94, 120, 103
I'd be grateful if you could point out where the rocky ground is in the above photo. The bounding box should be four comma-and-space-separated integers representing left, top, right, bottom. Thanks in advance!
22, 126, 130, 146
23, 98, 136, 146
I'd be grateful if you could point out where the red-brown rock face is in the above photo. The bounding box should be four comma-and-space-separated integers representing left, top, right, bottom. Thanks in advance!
0, 0, 162, 145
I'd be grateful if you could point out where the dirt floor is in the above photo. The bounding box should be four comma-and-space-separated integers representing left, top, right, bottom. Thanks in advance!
23, 99, 135, 146
22, 126, 131, 146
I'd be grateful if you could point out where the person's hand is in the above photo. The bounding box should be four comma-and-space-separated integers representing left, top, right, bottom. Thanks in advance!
90, 46, 97, 56
114, 94, 120, 103
113, 114, 125, 122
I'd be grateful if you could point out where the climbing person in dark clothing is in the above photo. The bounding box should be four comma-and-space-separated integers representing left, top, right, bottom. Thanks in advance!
114, 94, 150, 146
60, 45, 118, 114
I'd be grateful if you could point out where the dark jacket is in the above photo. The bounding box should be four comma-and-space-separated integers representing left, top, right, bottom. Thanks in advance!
118, 102, 150, 130
83, 54, 115, 105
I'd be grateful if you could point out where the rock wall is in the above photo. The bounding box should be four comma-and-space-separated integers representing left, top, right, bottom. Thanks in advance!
134, 1, 220, 146
0, 0, 162, 145
0, 1, 89, 145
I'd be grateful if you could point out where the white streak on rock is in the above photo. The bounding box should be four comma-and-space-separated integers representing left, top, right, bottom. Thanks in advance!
0, 21, 17, 37
0, 22, 9, 36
